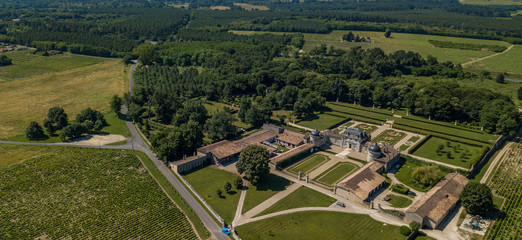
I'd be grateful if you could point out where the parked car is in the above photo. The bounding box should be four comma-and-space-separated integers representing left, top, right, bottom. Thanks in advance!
407, 191, 417, 196
336, 201, 345, 207
221, 227, 230, 235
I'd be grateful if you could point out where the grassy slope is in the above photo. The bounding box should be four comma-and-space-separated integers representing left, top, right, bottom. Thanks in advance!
237, 211, 405, 240
302, 30, 510, 64
467, 45, 522, 75
0, 146, 197, 239
287, 154, 330, 174
259, 186, 336, 216
0, 56, 126, 139
182, 166, 241, 223
412, 136, 482, 168
315, 162, 358, 185
242, 174, 293, 214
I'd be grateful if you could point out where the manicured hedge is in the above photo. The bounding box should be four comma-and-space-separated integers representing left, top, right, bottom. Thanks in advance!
408, 135, 432, 154
392, 184, 409, 194
394, 123, 488, 146
276, 148, 314, 168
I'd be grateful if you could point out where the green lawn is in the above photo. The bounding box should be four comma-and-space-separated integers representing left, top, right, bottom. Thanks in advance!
467, 45, 522, 75
395, 161, 432, 192
297, 112, 348, 130
315, 162, 358, 186
0, 51, 107, 81
182, 166, 241, 223
388, 194, 413, 208
287, 154, 330, 174
399, 145, 409, 151
353, 123, 378, 134
412, 137, 483, 168
373, 130, 406, 145
302, 30, 510, 64
408, 136, 421, 142
0, 147, 197, 239
242, 174, 293, 214
258, 186, 336, 216
236, 211, 405, 240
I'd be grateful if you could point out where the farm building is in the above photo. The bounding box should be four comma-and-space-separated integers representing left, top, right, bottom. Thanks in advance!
322, 127, 371, 152
405, 172, 469, 229
335, 161, 386, 204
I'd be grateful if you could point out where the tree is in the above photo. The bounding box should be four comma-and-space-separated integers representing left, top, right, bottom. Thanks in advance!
236, 145, 270, 186
384, 29, 392, 38
495, 73, 505, 83
437, 144, 444, 154
122, 55, 132, 65
399, 226, 411, 236
216, 189, 222, 197
25, 121, 46, 140
0, 55, 12, 66
59, 123, 86, 141
234, 176, 243, 190
518, 87, 522, 100
409, 221, 420, 232
44, 107, 68, 135
224, 182, 232, 193
205, 108, 237, 142
110, 95, 123, 118
75, 108, 107, 131
136, 44, 155, 65
460, 182, 494, 216
412, 166, 444, 186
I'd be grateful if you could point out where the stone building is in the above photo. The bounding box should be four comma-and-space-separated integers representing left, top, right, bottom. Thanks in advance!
367, 142, 400, 172
322, 127, 370, 152
336, 161, 387, 204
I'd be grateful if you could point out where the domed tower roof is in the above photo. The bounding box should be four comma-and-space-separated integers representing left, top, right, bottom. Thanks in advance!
368, 142, 381, 153
311, 129, 321, 137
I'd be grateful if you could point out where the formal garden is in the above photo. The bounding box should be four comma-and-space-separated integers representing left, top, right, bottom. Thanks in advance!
373, 129, 406, 145
287, 154, 331, 175
411, 137, 486, 168
353, 123, 379, 134
314, 162, 358, 186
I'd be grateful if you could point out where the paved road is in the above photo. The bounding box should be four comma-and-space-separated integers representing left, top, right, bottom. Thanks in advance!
0, 63, 230, 240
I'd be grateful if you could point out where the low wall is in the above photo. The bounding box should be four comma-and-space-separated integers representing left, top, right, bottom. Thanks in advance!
468, 135, 507, 178
377, 204, 405, 221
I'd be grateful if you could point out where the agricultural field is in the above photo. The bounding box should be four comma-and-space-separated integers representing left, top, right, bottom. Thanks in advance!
287, 154, 331, 174
0, 51, 106, 81
242, 174, 293, 214
486, 143, 522, 240
314, 162, 358, 186
302, 30, 511, 64
373, 130, 406, 145
353, 123, 379, 134
236, 211, 405, 240
297, 112, 348, 130
182, 166, 241, 223
411, 137, 484, 168
0, 146, 197, 239
258, 186, 336, 216
0, 55, 126, 139
387, 194, 413, 208
466, 45, 522, 75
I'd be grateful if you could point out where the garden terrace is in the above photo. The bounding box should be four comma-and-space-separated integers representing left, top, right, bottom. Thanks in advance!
373, 130, 406, 145
314, 162, 359, 186
411, 136, 487, 169
287, 154, 331, 175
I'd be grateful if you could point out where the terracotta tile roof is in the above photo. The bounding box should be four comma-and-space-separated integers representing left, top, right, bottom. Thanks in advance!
373, 144, 399, 164
197, 140, 242, 160
337, 162, 386, 201
406, 173, 469, 224
237, 130, 277, 145
270, 143, 314, 164
276, 130, 305, 146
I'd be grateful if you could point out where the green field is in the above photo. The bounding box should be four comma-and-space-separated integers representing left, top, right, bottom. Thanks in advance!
287, 154, 331, 174
373, 130, 406, 145
182, 166, 241, 223
388, 194, 413, 208
258, 186, 336, 216
0, 146, 197, 239
395, 161, 432, 192
315, 162, 358, 185
412, 137, 483, 168
0, 51, 107, 81
297, 113, 348, 130
466, 45, 522, 75
302, 30, 510, 64
242, 174, 293, 214
237, 211, 405, 240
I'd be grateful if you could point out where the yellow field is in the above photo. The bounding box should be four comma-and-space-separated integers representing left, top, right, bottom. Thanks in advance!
0, 59, 126, 139
233, 3, 269, 10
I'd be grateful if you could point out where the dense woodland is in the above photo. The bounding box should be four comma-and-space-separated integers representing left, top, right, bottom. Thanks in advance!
2, 0, 520, 161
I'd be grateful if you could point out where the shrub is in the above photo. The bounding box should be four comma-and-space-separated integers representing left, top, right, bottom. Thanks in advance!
25, 121, 46, 140
399, 226, 412, 236
392, 184, 409, 194
409, 221, 421, 232
412, 165, 445, 187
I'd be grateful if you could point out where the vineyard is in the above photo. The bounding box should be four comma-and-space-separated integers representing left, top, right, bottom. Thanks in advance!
0, 148, 197, 239
486, 143, 522, 239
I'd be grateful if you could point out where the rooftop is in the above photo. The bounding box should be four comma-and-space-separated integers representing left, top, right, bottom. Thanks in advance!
276, 130, 305, 146
197, 140, 242, 160
337, 161, 386, 201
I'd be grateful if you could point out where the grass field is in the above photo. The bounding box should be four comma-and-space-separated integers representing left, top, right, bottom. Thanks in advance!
242, 174, 293, 214
0, 56, 126, 139
287, 154, 330, 174
258, 186, 336, 216
388, 194, 413, 208
182, 166, 241, 223
353, 123, 378, 134
314, 162, 358, 186
412, 137, 483, 168
297, 113, 348, 130
0, 146, 197, 239
466, 45, 522, 75
373, 130, 406, 145
395, 161, 432, 192
0, 51, 107, 81
302, 30, 510, 64
236, 211, 405, 240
